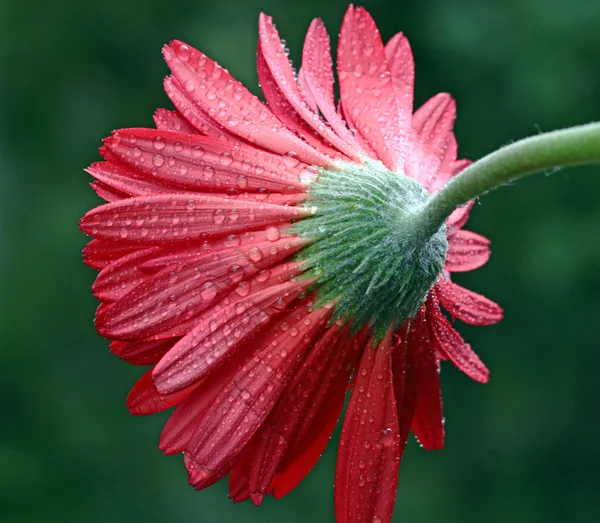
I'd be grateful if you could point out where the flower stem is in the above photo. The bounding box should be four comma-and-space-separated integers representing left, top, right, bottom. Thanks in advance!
416, 122, 600, 237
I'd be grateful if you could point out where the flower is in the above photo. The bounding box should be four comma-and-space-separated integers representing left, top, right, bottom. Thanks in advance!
80, 5, 503, 522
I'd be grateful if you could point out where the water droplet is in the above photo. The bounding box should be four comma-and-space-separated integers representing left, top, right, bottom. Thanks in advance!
212, 209, 225, 224
153, 154, 165, 167
265, 226, 280, 242
184, 80, 195, 92
224, 234, 241, 247
206, 89, 217, 101
201, 282, 217, 301
235, 281, 250, 296
240, 389, 251, 400
153, 136, 166, 150
248, 247, 263, 262
192, 145, 205, 157
175, 44, 190, 61
219, 152, 233, 166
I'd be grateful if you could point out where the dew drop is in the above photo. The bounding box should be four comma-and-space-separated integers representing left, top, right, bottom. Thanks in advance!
201, 282, 217, 301
265, 226, 280, 242
153, 136, 166, 150
175, 44, 190, 61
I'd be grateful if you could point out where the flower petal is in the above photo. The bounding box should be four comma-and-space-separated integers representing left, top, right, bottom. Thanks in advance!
385, 32, 414, 122
301, 19, 370, 160
95, 238, 306, 340
391, 328, 417, 455
270, 325, 368, 500
246, 323, 362, 501
408, 93, 456, 191
80, 194, 309, 244
183, 303, 334, 489
163, 76, 232, 139
103, 128, 308, 194
163, 40, 330, 167
126, 369, 198, 416
334, 331, 401, 523
445, 229, 491, 272
435, 278, 503, 326
256, 37, 342, 159
427, 296, 490, 383
259, 14, 362, 161
110, 338, 178, 366
408, 308, 445, 450
338, 6, 408, 171
153, 275, 313, 394
154, 108, 200, 134
82, 239, 140, 270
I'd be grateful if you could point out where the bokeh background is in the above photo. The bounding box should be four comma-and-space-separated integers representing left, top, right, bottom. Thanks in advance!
1, 0, 599, 521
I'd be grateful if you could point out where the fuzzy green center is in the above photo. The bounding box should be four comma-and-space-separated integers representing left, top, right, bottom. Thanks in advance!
294, 160, 448, 339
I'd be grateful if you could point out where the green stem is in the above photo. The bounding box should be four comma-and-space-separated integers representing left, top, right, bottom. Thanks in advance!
416, 122, 600, 237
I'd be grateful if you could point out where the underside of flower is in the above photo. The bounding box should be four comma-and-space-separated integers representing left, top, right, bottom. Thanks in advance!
79, 6, 506, 523
296, 161, 448, 337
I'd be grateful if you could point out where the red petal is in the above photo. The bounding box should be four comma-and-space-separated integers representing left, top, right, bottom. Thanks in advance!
103, 128, 308, 194
163, 40, 330, 167
159, 360, 236, 454
297, 68, 318, 113
110, 338, 177, 366
408, 308, 445, 450
90, 181, 127, 202
271, 325, 368, 499
338, 6, 408, 171
391, 328, 417, 455
96, 239, 306, 340
256, 39, 341, 159
183, 304, 334, 488
301, 19, 369, 159
153, 108, 200, 134
446, 199, 474, 228
79, 194, 309, 244
334, 331, 401, 523
435, 278, 503, 326
153, 277, 313, 394
126, 369, 198, 416
445, 229, 491, 272
427, 296, 490, 383
163, 76, 231, 139
408, 93, 456, 191
82, 240, 140, 270
259, 15, 361, 161
247, 323, 350, 499
385, 32, 414, 122
92, 247, 161, 302
87, 161, 193, 198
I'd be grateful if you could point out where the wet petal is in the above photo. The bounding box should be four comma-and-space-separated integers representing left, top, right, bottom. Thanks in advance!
80, 194, 309, 244
427, 296, 490, 383
153, 275, 313, 394
435, 278, 503, 326
338, 6, 408, 171
126, 369, 198, 416
385, 32, 414, 123
445, 229, 491, 272
163, 40, 330, 167
334, 331, 401, 523
183, 303, 333, 488
102, 128, 308, 194
95, 238, 306, 340
154, 108, 200, 134
110, 338, 178, 366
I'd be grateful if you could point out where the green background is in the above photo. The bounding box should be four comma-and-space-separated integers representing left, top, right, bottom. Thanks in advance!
1, 0, 599, 521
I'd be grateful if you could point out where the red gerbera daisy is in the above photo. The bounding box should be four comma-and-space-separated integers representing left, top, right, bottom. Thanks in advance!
80, 6, 503, 522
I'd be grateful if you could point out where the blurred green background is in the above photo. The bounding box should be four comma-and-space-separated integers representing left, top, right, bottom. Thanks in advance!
1, 0, 599, 521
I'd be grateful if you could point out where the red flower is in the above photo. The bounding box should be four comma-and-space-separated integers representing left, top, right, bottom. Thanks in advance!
80, 6, 503, 522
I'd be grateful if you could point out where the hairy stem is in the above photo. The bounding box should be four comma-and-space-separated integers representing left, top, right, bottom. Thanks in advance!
416, 122, 600, 237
